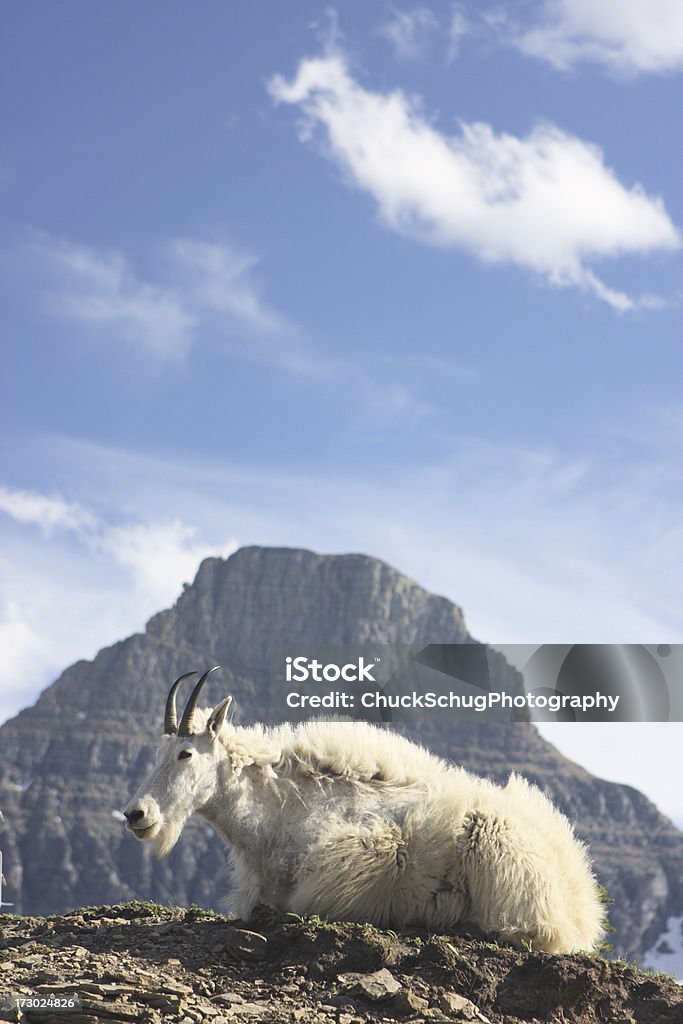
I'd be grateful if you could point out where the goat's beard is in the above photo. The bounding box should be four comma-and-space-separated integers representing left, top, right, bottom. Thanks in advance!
149, 816, 185, 859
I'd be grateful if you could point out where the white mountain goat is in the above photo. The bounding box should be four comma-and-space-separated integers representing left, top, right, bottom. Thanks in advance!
124, 668, 604, 953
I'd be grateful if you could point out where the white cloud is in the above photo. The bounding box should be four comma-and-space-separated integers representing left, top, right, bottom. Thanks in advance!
0, 600, 54, 717
512, 0, 683, 75
378, 7, 439, 61
0, 487, 95, 533
268, 52, 680, 308
101, 520, 236, 612
0, 487, 236, 610
0, 541, 117, 724
0, 485, 237, 722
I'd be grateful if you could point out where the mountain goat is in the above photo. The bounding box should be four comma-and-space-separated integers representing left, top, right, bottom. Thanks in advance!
124, 668, 604, 953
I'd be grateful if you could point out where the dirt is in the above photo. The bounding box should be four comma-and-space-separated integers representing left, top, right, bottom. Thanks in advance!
0, 902, 681, 1024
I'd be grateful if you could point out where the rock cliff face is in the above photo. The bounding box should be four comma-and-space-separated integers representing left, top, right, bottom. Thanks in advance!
0, 546, 681, 962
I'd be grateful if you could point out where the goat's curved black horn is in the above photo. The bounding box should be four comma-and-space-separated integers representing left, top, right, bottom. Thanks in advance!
178, 666, 221, 736
164, 671, 198, 734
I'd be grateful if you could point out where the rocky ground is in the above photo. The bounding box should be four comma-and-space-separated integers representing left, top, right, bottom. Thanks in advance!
0, 903, 681, 1024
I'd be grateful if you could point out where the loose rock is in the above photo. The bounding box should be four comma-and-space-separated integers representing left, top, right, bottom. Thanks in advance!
391, 988, 430, 1014
437, 991, 481, 1017
338, 968, 402, 1002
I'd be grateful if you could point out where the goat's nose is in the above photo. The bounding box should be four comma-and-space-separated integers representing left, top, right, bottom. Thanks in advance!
125, 808, 145, 824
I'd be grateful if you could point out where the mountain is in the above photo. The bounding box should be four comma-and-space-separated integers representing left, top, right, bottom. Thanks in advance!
1, 546, 681, 962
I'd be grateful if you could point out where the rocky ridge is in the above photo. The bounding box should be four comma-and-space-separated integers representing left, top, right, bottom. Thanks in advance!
0, 546, 682, 962
1, 902, 682, 1024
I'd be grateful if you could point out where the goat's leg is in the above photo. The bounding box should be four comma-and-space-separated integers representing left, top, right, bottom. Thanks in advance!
223, 847, 263, 921
455, 809, 568, 953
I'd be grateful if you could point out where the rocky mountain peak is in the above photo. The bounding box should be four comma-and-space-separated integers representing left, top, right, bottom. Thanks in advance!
145, 546, 469, 671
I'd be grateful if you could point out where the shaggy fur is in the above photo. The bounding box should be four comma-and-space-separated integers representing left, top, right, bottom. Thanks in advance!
124, 710, 604, 953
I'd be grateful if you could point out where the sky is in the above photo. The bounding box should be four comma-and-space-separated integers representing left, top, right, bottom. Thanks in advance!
1, 2, 682, 824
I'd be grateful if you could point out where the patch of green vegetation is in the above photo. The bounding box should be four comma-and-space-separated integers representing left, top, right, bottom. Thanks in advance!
70, 901, 172, 919
596, 884, 616, 954
608, 956, 671, 982
639, 967, 675, 984
476, 940, 503, 952
608, 956, 642, 974
597, 885, 612, 905
291, 912, 338, 933
125, 900, 170, 915
186, 903, 220, 919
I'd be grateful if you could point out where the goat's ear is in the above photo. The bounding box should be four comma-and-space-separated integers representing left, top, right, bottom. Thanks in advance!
207, 696, 232, 739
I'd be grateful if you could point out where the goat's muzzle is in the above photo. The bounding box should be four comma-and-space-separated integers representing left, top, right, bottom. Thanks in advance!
123, 805, 158, 838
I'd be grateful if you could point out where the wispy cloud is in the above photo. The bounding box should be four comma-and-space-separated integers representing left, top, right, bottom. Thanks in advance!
378, 6, 439, 61
508, 0, 683, 76
378, 4, 469, 64
18, 228, 478, 397
166, 238, 287, 334
20, 232, 303, 365
0, 487, 95, 533
30, 235, 196, 358
447, 3, 470, 62
268, 51, 680, 309
164, 237, 331, 375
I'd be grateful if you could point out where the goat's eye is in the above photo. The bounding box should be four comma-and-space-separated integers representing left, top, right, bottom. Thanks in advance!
178, 750, 193, 761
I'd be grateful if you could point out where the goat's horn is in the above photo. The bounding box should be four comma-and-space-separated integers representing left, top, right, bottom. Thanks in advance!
164, 671, 198, 734
178, 666, 221, 736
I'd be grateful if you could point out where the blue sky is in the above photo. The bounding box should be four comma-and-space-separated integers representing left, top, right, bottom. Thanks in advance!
2, 3, 683, 821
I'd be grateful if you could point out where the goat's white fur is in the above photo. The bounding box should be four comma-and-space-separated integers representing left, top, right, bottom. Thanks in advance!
125, 707, 604, 953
